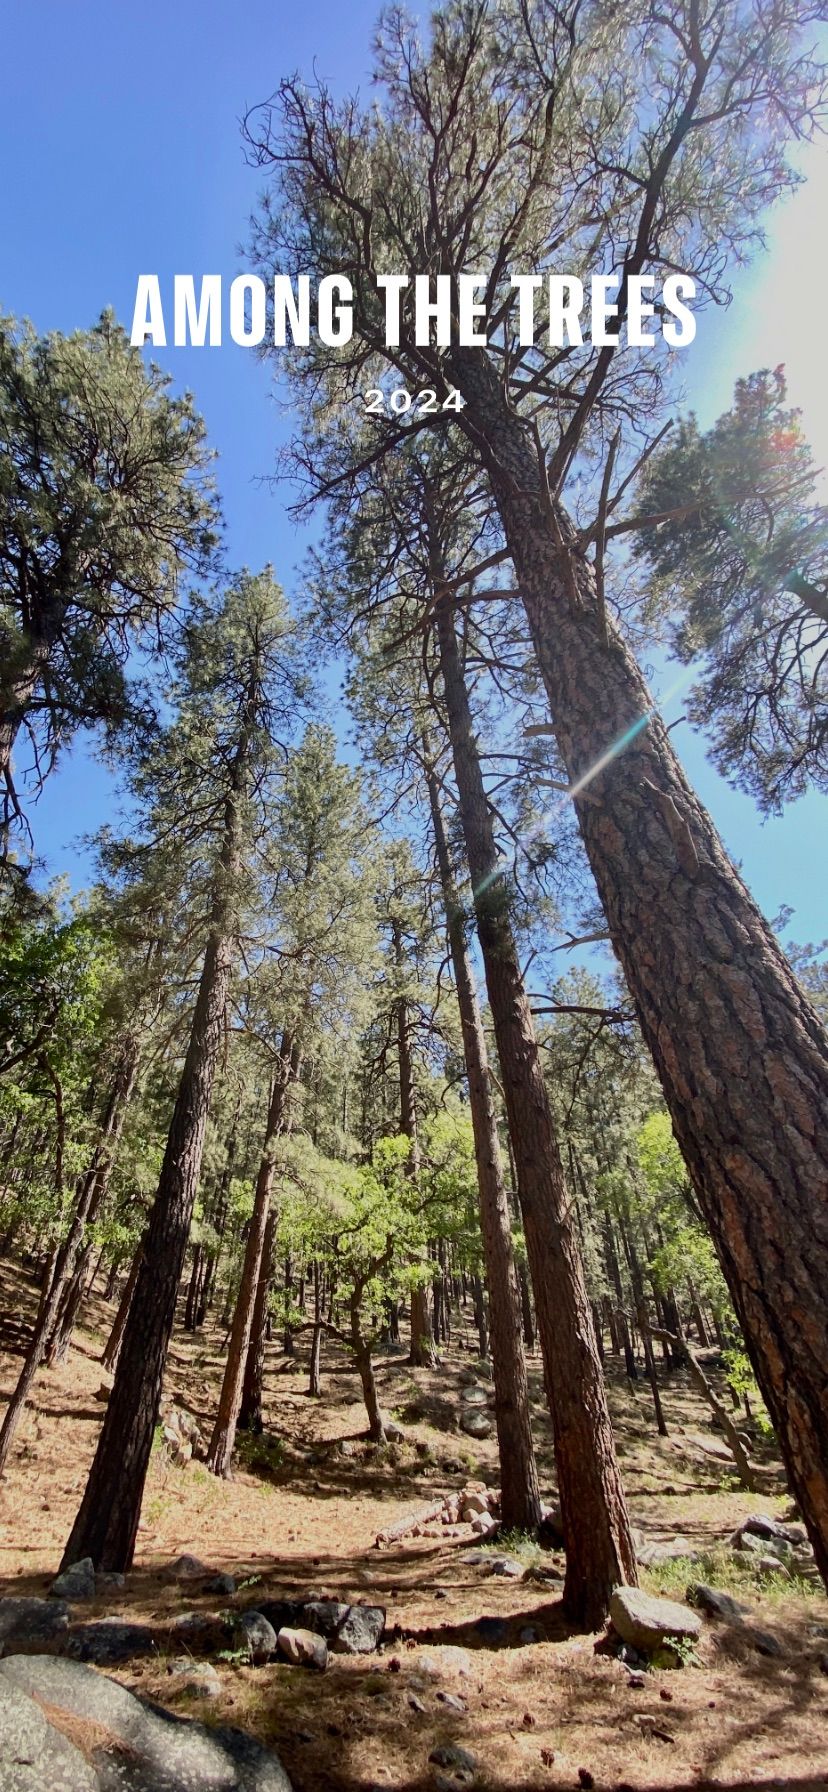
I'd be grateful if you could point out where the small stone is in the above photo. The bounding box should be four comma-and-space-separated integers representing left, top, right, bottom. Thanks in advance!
418, 1646, 472, 1677
489, 1556, 524, 1579
202, 1572, 236, 1596
95, 1572, 125, 1594
277, 1626, 328, 1670
460, 1491, 490, 1518
609, 1587, 702, 1655
687, 1583, 751, 1623
756, 1554, 791, 1578
744, 1625, 784, 1658
161, 1553, 210, 1582
470, 1512, 498, 1538
519, 1626, 541, 1645
236, 1611, 277, 1663
461, 1411, 492, 1439
436, 1690, 466, 1711
174, 1661, 222, 1699
409, 1693, 427, 1712
49, 1559, 96, 1603
429, 1742, 477, 1772
577, 1771, 595, 1790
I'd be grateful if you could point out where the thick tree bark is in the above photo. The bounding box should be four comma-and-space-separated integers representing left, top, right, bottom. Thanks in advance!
60, 699, 255, 1571
451, 346, 828, 1587
425, 750, 541, 1528
430, 564, 636, 1624
207, 1035, 301, 1476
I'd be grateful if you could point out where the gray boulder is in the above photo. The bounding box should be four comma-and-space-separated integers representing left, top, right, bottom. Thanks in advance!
0, 1653, 293, 1789
0, 1673, 98, 1791
331, 1604, 385, 1655
609, 1587, 702, 1655
460, 1411, 492, 1439
64, 1619, 157, 1665
301, 1600, 350, 1639
49, 1559, 97, 1602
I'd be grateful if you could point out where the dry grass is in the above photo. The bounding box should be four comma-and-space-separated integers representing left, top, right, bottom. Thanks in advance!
1, 1254, 827, 1791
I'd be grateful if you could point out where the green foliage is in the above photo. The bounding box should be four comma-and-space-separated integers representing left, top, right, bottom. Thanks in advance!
0, 309, 217, 828
633, 370, 828, 811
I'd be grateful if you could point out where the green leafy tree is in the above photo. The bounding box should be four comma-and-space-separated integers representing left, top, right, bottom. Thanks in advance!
631, 370, 828, 810
0, 310, 217, 851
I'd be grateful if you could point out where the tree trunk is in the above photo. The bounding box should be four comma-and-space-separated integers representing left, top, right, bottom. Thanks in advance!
101, 1237, 144, 1373
472, 1274, 489, 1360
207, 1037, 300, 1477
430, 563, 636, 1624
59, 701, 254, 1571
239, 1210, 276, 1434
451, 344, 828, 1589
308, 1262, 323, 1397
425, 750, 540, 1529
0, 1034, 141, 1479
353, 1333, 385, 1443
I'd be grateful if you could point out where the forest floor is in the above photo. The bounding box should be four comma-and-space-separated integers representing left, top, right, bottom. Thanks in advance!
1, 1258, 827, 1792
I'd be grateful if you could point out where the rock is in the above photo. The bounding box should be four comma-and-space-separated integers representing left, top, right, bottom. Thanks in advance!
171, 1660, 223, 1700
332, 1604, 386, 1655
0, 1673, 98, 1792
429, 1741, 477, 1773
469, 1512, 498, 1538
256, 1599, 307, 1635
418, 1646, 472, 1677
64, 1619, 157, 1665
636, 1537, 701, 1567
538, 1503, 565, 1548
489, 1556, 524, 1579
744, 1625, 784, 1658
202, 1573, 237, 1597
384, 1420, 405, 1443
739, 1513, 806, 1546
469, 1616, 508, 1646
436, 1690, 466, 1711
756, 1554, 792, 1578
409, 1693, 427, 1712
687, 1583, 751, 1624
237, 1611, 278, 1663
277, 1627, 328, 1671
460, 1386, 489, 1407
49, 1559, 96, 1603
733, 1526, 791, 1562
0, 1595, 70, 1653
302, 1599, 350, 1639
95, 1572, 125, 1594
460, 1411, 492, 1440
161, 1552, 211, 1582
0, 1652, 293, 1788
609, 1587, 702, 1656
519, 1626, 542, 1645
460, 1491, 490, 1519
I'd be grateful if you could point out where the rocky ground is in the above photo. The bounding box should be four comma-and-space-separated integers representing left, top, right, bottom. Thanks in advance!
1, 1258, 828, 1791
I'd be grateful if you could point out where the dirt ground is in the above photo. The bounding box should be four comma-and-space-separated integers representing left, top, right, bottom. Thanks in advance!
1, 1257, 827, 1792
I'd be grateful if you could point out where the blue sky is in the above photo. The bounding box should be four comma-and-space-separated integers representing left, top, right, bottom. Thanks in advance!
1, 0, 826, 949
